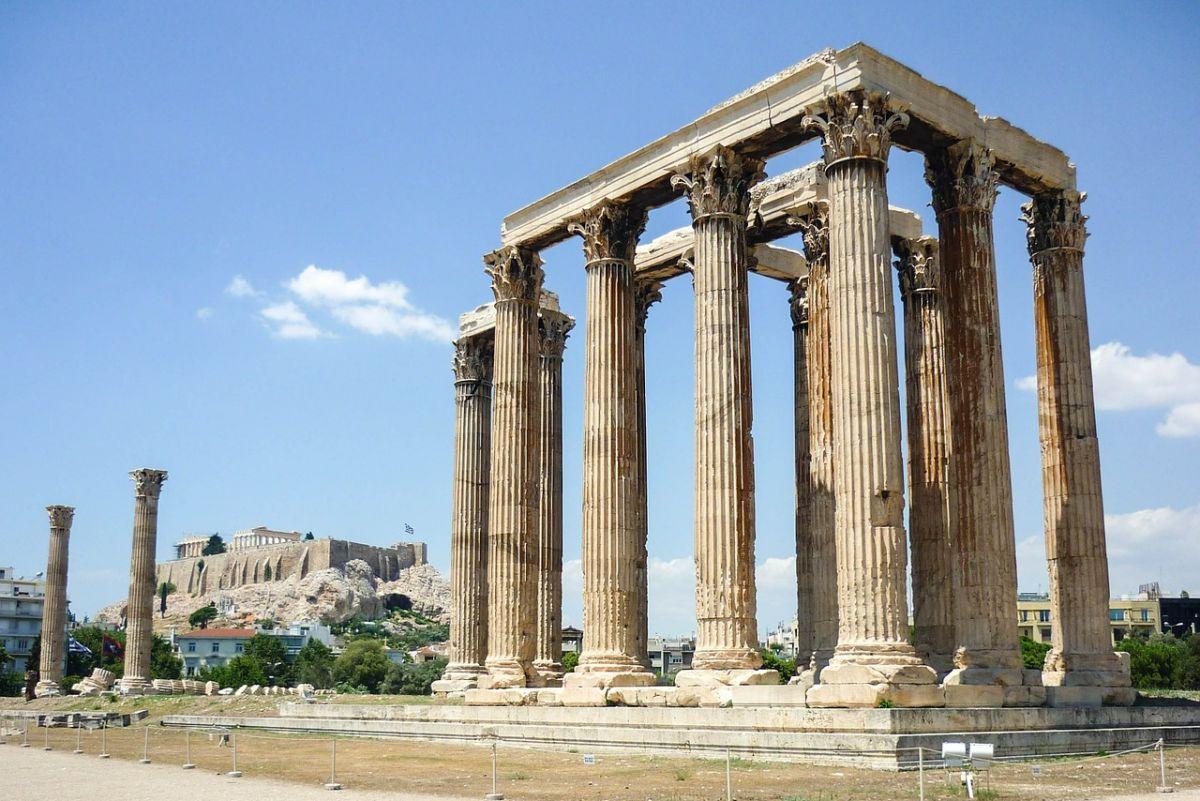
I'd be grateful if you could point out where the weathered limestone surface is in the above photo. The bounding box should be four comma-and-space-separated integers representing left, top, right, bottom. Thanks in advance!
633, 279, 663, 669
565, 201, 654, 689
801, 91, 940, 708
790, 277, 815, 672
1022, 191, 1132, 705
893, 236, 957, 677
118, 468, 167, 695
480, 247, 544, 689
672, 146, 774, 685
437, 335, 494, 690
533, 311, 573, 684
35, 505, 74, 697
927, 140, 1036, 703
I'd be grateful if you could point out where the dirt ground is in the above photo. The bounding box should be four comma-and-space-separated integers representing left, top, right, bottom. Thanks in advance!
2, 696, 1198, 801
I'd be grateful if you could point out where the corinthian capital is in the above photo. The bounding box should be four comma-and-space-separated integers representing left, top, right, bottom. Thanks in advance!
1020, 190, 1088, 256
567, 200, 648, 263
671, 145, 765, 221
483, 246, 544, 303
130, 468, 168, 498
787, 202, 829, 267
452, 335, 494, 383
789, 277, 809, 330
634, 279, 664, 333
539, 311, 574, 358
924, 139, 998, 214
802, 90, 908, 166
46, 505, 75, 529
892, 236, 941, 299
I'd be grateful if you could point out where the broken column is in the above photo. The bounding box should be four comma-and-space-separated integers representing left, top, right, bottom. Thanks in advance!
35, 505, 74, 697
118, 468, 167, 695
1022, 190, 1134, 706
802, 90, 941, 707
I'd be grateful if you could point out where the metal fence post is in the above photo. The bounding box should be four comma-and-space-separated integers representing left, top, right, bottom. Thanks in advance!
98, 721, 110, 759
228, 732, 242, 777
42, 722, 51, 751
919, 747, 925, 801
1157, 738, 1173, 794
484, 740, 503, 801
74, 723, 83, 754
21, 719, 29, 748
325, 738, 342, 790
139, 726, 151, 763
726, 747, 733, 801
183, 728, 195, 769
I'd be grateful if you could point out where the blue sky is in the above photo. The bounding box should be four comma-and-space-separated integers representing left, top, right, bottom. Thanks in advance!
2, 2, 1197, 637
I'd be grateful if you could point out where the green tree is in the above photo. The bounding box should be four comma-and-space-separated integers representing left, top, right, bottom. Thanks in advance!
1179, 634, 1200, 690
202, 534, 227, 556
304, 532, 315, 541
332, 639, 391, 693
1020, 636, 1052, 670
294, 639, 335, 688
189, 604, 218, 630
759, 648, 797, 682
243, 634, 290, 686
263, 563, 273, 581
381, 657, 447, 695
158, 581, 176, 618
561, 650, 579, 673
223, 655, 267, 687
150, 634, 183, 680
1116, 633, 1187, 689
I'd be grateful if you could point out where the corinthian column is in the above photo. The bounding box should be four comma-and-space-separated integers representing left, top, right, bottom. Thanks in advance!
801, 91, 941, 707
435, 334, 493, 693
634, 279, 663, 669
35, 505, 74, 697
926, 140, 1040, 706
480, 246, 544, 689
789, 278, 816, 673
533, 311, 573, 684
564, 200, 655, 689
1022, 191, 1134, 706
118, 468, 167, 695
893, 236, 957, 677
671, 146, 776, 686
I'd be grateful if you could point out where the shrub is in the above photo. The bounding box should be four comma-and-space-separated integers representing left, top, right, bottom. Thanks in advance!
1020, 636, 1052, 670
332, 639, 391, 693
561, 651, 579, 673
381, 657, 448, 695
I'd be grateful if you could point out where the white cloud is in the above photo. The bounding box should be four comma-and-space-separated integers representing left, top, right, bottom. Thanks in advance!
331, 304, 455, 342
1105, 504, 1200, 595
225, 275, 261, 298
1017, 341, 1200, 438
195, 307, 213, 320
259, 301, 326, 340
286, 265, 453, 343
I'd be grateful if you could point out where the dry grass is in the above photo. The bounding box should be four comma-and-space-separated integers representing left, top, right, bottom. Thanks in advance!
3, 696, 1198, 800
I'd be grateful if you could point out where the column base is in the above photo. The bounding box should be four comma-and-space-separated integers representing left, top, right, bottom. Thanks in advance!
1042, 652, 1133, 706
531, 660, 565, 687
563, 668, 655, 691
943, 667, 1046, 707
33, 680, 61, 698
674, 669, 780, 688
434, 664, 486, 693
478, 660, 545, 690
116, 677, 152, 696
806, 655, 943, 708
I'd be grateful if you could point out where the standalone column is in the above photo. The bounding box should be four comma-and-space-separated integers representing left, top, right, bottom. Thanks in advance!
565, 200, 655, 689
34, 505, 74, 697
672, 146, 775, 685
894, 236, 957, 677
794, 205, 838, 679
926, 140, 1041, 706
434, 334, 494, 693
802, 91, 940, 707
789, 278, 816, 676
633, 279, 663, 669
1022, 191, 1133, 706
480, 246, 544, 689
533, 311, 573, 684
118, 468, 167, 695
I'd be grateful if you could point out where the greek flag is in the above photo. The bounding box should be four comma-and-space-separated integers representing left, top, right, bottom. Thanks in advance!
67, 636, 92, 657
404, 523, 415, 535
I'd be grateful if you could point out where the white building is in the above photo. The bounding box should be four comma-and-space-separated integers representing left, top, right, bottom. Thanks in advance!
0, 567, 46, 674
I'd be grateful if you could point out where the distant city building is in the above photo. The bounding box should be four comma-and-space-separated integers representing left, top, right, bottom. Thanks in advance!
176, 628, 255, 676
1160, 596, 1200, 638
0, 567, 46, 674
766, 621, 799, 656
648, 636, 695, 675
1018, 593, 1159, 645
561, 626, 583, 654
258, 619, 332, 659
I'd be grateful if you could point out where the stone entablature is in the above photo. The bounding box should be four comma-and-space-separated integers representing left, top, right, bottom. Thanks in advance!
157, 538, 427, 595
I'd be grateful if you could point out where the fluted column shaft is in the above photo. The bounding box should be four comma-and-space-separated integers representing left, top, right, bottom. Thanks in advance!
566, 201, 653, 685
790, 279, 815, 664
895, 237, 957, 675
443, 336, 493, 682
36, 506, 74, 695
534, 313, 572, 681
633, 280, 663, 669
121, 468, 167, 693
1023, 192, 1126, 684
927, 141, 1025, 677
481, 246, 544, 688
673, 146, 764, 672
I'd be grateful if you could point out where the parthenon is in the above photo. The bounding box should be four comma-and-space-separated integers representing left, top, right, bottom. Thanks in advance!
439, 43, 1132, 708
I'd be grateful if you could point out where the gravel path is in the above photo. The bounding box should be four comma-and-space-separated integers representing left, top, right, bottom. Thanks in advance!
0, 745, 474, 801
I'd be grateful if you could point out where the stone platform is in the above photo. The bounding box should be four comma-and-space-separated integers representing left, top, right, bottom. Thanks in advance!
161, 701, 1200, 770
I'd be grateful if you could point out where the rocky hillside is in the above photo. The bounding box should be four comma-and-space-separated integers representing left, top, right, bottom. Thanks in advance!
94, 559, 449, 633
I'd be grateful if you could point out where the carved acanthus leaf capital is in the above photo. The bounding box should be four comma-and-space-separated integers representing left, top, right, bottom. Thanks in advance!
924, 139, 999, 214
1020, 190, 1088, 256
802, 90, 908, 167
892, 236, 941, 298
483, 246, 544, 303
671, 145, 765, 221
539, 312, 574, 358
46, 505, 75, 529
634, 279, 664, 332
789, 277, 809, 330
452, 335, 494, 383
566, 200, 648, 264
130, 468, 168, 498
787, 202, 830, 267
